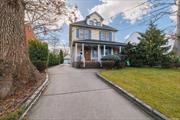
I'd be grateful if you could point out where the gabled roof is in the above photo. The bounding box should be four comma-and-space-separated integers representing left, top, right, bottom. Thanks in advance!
71, 20, 118, 31
86, 12, 104, 21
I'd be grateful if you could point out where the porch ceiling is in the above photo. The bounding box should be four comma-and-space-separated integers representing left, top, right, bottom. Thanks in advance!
73, 40, 126, 46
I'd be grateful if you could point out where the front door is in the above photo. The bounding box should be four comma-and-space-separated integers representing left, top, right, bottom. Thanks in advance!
84, 46, 91, 61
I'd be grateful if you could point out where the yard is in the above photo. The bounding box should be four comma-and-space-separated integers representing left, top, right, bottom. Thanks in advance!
100, 68, 180, 119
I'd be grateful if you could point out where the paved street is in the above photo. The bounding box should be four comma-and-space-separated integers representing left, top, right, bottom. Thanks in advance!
28, 65, 153, 120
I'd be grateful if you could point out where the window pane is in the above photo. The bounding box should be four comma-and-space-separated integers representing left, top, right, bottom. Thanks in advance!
76, 28, 79, 38
109, 32, 112, 41
89, 20, 94, 25
79, 29, 84, 39
101, 32, 105, 40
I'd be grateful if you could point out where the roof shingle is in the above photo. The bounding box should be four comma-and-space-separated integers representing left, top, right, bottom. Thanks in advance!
71, 20, 118, 31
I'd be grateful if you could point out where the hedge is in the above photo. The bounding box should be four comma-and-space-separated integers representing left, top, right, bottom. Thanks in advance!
101, 55, 121, 69
28, 40, 48, 72
48, 52, 60, 67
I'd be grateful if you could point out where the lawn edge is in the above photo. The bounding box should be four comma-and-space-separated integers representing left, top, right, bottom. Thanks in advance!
96, 72, 169, 120
19, 72, 49, 120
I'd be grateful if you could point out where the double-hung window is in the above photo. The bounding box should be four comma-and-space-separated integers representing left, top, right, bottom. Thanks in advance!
99, 31, 112, 41
76, 28, 91, 39
99, 31, 106, 40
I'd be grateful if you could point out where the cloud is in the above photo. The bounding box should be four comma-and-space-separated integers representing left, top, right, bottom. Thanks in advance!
90, 0, 151, 24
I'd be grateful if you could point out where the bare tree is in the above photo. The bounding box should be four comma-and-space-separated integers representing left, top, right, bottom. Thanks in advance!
0, 0, 75, 99
25, 0, 79, 36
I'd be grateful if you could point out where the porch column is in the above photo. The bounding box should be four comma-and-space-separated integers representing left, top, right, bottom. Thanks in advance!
103, 45, 106, 56
98, 45, 101, 61
119, 46, 122, 53
82, 43, 84, 56
75, 43, 77, 62
82, 43, 85, 67
111, 47, 113, 55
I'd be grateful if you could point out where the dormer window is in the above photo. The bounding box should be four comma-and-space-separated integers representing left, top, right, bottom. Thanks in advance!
97, 22, 101, 26
89, 20, 94, 25
94, 19, 97, 24
88, 19, 101, 26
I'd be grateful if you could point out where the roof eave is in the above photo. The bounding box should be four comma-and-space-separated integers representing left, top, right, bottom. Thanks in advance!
70, 24, 118, 32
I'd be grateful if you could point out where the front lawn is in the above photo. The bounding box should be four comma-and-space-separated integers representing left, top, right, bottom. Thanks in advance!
100, 68, 180, 119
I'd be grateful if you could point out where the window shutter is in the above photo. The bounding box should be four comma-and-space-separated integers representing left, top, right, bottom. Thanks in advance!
89, 30, 91, 39
76, 28, 79, 38
109, 32, 112, 41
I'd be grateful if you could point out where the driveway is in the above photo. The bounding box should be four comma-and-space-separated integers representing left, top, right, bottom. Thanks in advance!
28, 65, 153, 120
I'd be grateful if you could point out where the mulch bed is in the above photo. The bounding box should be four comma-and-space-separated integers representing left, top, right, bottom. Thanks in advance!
0, 72, 46, 117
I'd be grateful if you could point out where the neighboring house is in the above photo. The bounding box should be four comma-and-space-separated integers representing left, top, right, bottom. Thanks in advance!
64, 55, 71, 64
25, 23, 36, 45
125, 32, 175, 53
125, 32, 140, 45
69, 12, 125, 68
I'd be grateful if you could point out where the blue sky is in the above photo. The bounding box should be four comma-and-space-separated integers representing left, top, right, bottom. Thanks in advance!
58, 0, 176, 44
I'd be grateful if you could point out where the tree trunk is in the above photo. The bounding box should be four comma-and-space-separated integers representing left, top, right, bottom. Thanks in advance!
0, 0, 41, 99
175, 0, 180, 56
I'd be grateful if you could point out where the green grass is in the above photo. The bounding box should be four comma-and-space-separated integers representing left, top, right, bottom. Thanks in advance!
100, 68, 180, 119
0, 107, 25, 120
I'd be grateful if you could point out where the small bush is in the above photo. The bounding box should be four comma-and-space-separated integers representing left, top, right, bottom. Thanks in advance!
116, 54, 126, 68
101, 55, 120, 69
85, 61, 100, 68
161, 53, 179, 68
28, 40, 48, 71
101, 61, 115, 69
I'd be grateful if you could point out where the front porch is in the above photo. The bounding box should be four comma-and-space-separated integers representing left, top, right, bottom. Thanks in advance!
71, 40, 125, 68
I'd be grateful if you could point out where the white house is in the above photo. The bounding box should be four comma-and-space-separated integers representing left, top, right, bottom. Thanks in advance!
69, 12, 125, 68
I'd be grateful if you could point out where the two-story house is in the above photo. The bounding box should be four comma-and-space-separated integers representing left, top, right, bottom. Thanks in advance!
69, 12, 125, 68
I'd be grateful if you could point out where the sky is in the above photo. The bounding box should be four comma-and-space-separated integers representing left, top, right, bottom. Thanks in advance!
57, 0, 176, 44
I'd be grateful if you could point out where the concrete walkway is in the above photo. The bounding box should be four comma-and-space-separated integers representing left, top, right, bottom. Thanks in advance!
28, 65, 153, 120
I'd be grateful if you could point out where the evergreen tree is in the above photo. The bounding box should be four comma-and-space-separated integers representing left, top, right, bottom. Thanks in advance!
138, 23, 169, 66
59, 50, 64, 64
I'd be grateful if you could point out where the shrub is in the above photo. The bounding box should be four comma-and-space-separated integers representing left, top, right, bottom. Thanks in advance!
59, 50, 64, 64
48, 52, 60, 67
85, 61, 100, 68
116, 54, 126, 68
32, 60, 47, 71
101, 61, 115, 69
28, 40, 48, 72
101, 55, 120, 69
161, 53, 179, 68
175, 57, 180, 67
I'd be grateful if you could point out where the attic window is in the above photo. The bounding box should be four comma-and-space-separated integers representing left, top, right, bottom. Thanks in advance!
89, 20, 94, 25
97, 22, 101, 26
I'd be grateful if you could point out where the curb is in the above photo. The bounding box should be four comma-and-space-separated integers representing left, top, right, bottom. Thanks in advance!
96, 73, 169, 120
19, 73, 49, 120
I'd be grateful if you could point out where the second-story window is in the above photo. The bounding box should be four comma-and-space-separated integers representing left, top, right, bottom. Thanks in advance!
76, 28, 91, 39
99, 31, 112, 41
